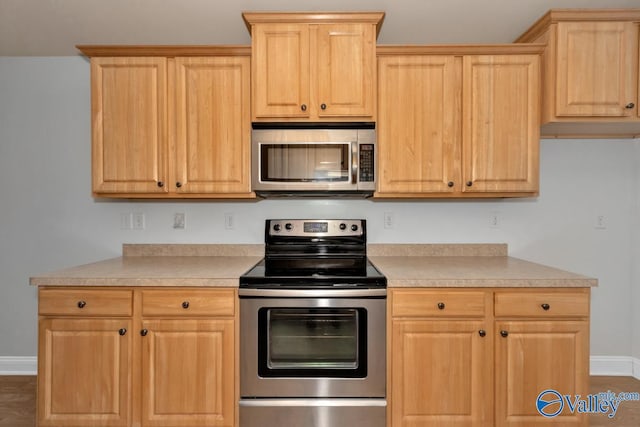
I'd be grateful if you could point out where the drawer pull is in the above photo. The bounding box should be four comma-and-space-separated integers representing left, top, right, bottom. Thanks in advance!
478, 330, 486, 337
140, 329, 148, 337
437, 302, 445, 310
541, 303, 550, 311
626, 102, 635, 109
77, 300, 86, 309
182, 301, 190, 309
118, 328, 127, 336
500, 330, 509, 338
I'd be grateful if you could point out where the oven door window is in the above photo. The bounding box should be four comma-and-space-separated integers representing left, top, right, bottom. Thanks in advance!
260, 143, 350, 182
258, 307, 367, 378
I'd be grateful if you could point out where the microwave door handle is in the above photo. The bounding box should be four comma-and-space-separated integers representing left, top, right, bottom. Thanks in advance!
351, 142, 358, 184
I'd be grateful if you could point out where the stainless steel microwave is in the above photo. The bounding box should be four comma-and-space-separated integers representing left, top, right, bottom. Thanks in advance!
251, 124, 376, 197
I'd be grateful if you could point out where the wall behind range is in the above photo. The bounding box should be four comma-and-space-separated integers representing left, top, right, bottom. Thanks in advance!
0, 56, 637, 366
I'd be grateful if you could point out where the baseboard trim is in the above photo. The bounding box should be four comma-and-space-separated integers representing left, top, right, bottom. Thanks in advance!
1, 355, 639, 379
0, 356, 37, 375
590, 356, 640, 380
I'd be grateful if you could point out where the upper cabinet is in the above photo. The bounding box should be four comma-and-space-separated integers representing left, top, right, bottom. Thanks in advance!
243, 12, 384, 122
376, 46, 542, 198
91, 57, 168, 195
516, 9, 640, 138
79, 46, 253, 198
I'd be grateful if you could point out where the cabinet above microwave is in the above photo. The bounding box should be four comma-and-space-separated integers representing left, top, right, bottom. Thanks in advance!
243, 12, 384, 122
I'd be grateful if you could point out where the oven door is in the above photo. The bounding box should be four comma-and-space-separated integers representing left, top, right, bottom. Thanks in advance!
240, 291, 386, 398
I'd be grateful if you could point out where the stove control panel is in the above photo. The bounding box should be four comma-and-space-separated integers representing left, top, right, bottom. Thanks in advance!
267, 219, 364, 237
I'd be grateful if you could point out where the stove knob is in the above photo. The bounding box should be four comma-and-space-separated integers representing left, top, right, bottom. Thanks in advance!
339, 223, 347, 230
285, 223, 293, 231
351, 224, 359, 232
273, 224, 281, 232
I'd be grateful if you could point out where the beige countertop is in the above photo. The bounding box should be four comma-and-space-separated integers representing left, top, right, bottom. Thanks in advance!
30, 243, 597, 288
30, 244, 263, 287
369, 255, 597, 287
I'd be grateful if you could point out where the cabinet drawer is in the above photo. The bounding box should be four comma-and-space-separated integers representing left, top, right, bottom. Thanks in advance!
39, 289, 133, 316
391, 290, 486, 317
141, 289, 236, 317
494, 291, 589, 318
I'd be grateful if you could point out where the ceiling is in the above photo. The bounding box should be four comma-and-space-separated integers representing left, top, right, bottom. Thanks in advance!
1, 0, 639, 56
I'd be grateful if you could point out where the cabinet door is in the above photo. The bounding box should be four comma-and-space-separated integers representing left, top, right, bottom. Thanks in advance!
141, 319, 235, 427
390, 319, 492, 427
92, 57, 168, 194
495, 321, 589, 427
38, 318, 132, 427
315, 23, 376, 118
556, 21, 638, 117
173, 57, 251, 194
377, 55, 461, 194
462, 55, 539, 193
252, 23, 310, 119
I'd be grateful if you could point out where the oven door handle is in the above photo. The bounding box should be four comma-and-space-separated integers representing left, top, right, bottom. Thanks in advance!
239, 398, 387, 407
238, 288, 386, 298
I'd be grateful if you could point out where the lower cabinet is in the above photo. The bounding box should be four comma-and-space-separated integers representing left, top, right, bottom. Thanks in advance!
38, 287, 237, 427
38, 318, 132, 427
140, 319, 235, 427
389, 288, 590, 427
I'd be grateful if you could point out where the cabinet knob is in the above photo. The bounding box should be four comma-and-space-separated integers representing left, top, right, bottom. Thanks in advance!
77, 300, 86, 309
500, 330, 509, 338
157, 181, 164, 188
176, 182, 182, 188
118, 328, 127, 336
626, 102, 635, 109
437, 302, 445, 310
478, 330, 486, 337
541, 303, 550, 311
301, 104, 307, 111
320, 103, 327, 110
182, 301, 190, 309
140, 329, 148, 337
447, 181, 454, 188
466, 181, 473, 187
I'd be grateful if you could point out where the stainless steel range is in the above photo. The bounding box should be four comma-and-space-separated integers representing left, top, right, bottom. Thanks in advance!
239, 219, 387, 427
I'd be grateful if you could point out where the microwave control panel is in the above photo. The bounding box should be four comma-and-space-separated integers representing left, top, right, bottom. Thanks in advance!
359, 144, 375, 182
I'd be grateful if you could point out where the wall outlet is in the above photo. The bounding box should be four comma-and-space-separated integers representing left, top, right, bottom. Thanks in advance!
490, 212, 501, 229
225, 213, 235, 230
173, 212, 186, 230
133, 212, 145, 230
384, 212, 394, 229
595, 215, 607, 229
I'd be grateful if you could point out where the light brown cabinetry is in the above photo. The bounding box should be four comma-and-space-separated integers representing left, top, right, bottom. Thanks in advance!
494, 290, 590, 427
140, 289, 236, 427
390, 290, 493, 426
389, 288, 590, 427
38, 287, 237, 427
243, 12, 383, 121
376, 46, 541, 198
516, 9, 640, 138
38, 289, 133, 427
79, 46, 253, 198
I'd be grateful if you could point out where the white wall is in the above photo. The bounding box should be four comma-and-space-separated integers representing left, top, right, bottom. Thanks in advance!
0, 56, 638, 363
633, 143, 640, 366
